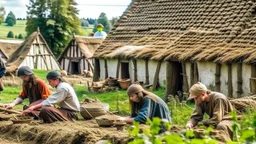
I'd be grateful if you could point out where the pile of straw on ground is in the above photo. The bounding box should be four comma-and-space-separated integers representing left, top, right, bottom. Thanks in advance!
0, 120, 129, 144
230, 95, 256, 112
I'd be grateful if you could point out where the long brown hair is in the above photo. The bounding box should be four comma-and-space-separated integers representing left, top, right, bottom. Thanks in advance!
129, 90, 159, 117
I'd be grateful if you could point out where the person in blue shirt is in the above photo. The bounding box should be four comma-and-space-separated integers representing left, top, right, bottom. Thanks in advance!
0, 58, 6, 91
93, 24, 107, 39
121, 84, 171, 125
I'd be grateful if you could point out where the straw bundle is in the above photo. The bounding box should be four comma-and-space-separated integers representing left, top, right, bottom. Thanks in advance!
95, 114, 121, 127
230, 95, 256, 112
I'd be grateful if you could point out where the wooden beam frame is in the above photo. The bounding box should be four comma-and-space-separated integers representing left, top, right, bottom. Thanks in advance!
227, 63, 233, 98
152, 61, 162, 90
237, 63, 243, 97
145, 59, 149, 85
215, 63, 221, 92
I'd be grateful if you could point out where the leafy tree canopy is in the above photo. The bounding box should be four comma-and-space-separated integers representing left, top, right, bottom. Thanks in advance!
0, 7, 5, 24
5, 11, 16, 26
26, 0, 81, 56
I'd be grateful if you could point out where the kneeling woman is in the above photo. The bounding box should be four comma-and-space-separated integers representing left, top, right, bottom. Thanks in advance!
122, 84, 171, 125
22, 71, 80, 123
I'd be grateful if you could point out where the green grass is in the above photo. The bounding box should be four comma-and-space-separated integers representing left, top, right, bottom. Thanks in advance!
0, 20, 26, 39
80, 24, 93, 36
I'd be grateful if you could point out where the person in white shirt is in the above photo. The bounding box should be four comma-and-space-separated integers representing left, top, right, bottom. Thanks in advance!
93, 24, 107, 39
22, 71, 80, 123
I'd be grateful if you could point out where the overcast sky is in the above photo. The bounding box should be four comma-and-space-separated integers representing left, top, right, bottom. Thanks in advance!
0, 0, 132, 19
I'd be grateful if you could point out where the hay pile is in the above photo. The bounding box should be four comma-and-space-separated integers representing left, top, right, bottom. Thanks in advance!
0, 120, 129, 144
230, 95, 256, 112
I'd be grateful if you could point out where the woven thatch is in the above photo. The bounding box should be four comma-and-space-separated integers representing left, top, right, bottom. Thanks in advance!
94, 0, 256, 64
0, 40, 21, 57
104, 45, 147, 59
58, 36, 104, 60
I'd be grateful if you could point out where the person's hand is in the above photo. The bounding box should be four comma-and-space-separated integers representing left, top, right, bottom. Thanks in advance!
4, 103, 15, 109
119, 117, 126, 121
22, 107, 34, 116
186, 122, 194, 129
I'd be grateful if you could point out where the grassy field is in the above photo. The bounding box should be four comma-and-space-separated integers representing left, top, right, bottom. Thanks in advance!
0, 20, 26, 39
0, 20, 93, 39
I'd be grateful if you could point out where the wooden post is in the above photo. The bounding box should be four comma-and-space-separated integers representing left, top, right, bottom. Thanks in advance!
193, 62, 199, 83
145, 59, 149, 85
152, 61, 162, 90
132, 59, 138, 82
190, 63, 194, 87
164, 61, 173, 101
227, 63, 233, 98
104, 59, 108, 79
93, 58, 100, 82
181, 62, 189, 99
237, 63, 243, 97
215, 63, 221, 92
116, 59, 120, 78
250, 64, 256, 94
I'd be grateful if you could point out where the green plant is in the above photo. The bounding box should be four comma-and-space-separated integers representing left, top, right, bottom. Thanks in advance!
128, 118, 218, 144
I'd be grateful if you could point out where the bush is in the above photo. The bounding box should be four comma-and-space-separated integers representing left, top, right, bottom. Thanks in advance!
18, 34, 23, 39
7, 31, 14, 38
15, 35, 18, 39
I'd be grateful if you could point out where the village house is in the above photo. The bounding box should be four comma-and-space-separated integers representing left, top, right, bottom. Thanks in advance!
93, 0, 256, 100
58, 36, 103, 75
6, 29, 60, 73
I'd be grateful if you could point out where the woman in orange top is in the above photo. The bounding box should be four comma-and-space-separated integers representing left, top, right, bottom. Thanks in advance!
4, 66, 51, 118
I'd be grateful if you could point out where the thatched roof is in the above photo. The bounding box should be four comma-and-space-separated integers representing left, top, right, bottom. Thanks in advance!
94, 0, 256, 64
6, 31, 57, 73
0, 39, 22, 57
58, 36, 104, 61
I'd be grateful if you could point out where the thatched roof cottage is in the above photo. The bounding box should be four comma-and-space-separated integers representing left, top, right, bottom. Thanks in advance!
58, 36, 103, 74
6, 30, 60, 73
93, 0, 256, 99
0, 39, 22, 63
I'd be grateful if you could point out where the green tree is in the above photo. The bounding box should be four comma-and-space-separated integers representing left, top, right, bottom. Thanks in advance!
110, 17, 119, 26
81, 19, 89, 27
26, 0, 81, 56
93, 12, 112, 33
0, 7, 5, 24
18, 34, 24, 39
7, 19, 15, 26
92, 21, 98, 33
7, 31, 14, 38
5, 11, 16, 26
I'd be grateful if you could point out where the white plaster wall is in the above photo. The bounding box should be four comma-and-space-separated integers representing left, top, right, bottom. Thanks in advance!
148, 60, 158, 85
220, 64, 228, 96
232, 63, 238, 98
99, 59, 105, 80
242, 64, 251, 96
136, 60, 146, 83
185, 62, 192, 87
128, 60, 134, 82
159, 61, 167, 86
107, 59, 118, 78
197, 62, 216, 90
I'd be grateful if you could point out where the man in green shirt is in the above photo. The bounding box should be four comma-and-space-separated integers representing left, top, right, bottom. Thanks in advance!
186, 82, 234, 141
